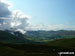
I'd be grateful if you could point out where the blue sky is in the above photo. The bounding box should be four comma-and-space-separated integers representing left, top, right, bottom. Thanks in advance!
4, 0, 75, 30
7, 0, 75, 25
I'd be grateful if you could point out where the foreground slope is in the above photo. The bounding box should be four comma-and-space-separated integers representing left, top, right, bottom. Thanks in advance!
48, 38, 75, 48
0, 42, 75, 56
0, 37, 75, 56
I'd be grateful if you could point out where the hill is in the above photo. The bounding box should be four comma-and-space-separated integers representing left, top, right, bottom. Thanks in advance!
0, 30, 75, 56
0, 30, 28, 43
25, 30, 75, 41
0, 41, 75, 56
48, 38, 75, 48
0, 30, 45, 44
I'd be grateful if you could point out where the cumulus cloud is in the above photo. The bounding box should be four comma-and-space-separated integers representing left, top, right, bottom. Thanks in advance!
9, 11, 30, 29
0, 1, 11, 17
0, 1, 30, 33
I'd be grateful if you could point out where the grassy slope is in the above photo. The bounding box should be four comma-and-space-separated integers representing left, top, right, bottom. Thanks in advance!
0, 41, 75, 56
0, 30, 27, 43
0, 42, 57, 56
0, 43, 25, 56
48, 38, 75, 48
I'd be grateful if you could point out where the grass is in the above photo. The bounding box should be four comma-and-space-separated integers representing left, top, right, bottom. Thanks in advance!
0, 41, 75, 56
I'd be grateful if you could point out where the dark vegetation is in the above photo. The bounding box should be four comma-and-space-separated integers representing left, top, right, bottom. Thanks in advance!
0, 42, 75, 56
0, 30, 26, 43
0, 30, 42, 44
48, 38, 75, 48
0, 30, 75, 56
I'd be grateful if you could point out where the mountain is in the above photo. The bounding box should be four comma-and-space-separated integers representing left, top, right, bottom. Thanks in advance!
1, 29, 75, 43
25, 30, 75, 41
0, 30, 45, 44
0, 30, 26, 43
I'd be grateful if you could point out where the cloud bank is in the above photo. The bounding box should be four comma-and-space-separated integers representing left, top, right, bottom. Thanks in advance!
0, 0, 11, 17
26, 24, 75, 31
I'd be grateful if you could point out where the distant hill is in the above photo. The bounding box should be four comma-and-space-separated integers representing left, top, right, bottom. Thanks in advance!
0, 30, 75, 43
0, 30, 45, 44
25, 30, 75, 41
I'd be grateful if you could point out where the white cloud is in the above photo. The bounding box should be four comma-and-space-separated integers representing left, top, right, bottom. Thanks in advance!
0, 1, 30, 33
25, 24, 75, 31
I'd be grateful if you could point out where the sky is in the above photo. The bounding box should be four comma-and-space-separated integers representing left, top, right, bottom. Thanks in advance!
0, 0, 75, 31
7, 0, 75, 25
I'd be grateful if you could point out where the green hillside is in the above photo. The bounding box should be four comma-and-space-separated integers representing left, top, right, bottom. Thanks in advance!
0, 30, 26, 43
48, 38, 75, 48
0, 42, 25, 56
25, 30, 75, 41
0, 42, 75, 56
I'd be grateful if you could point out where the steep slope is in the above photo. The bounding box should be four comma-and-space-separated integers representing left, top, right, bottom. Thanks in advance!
0, 30, 26, 43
